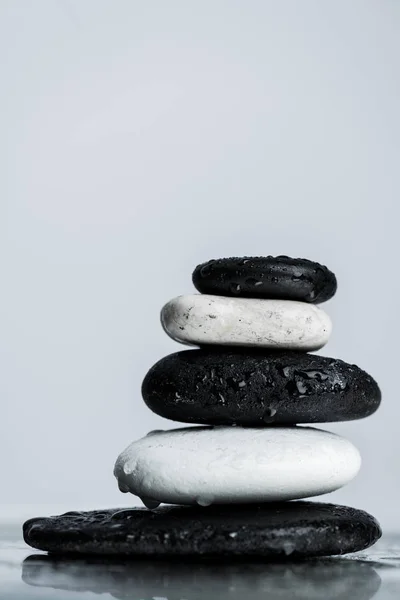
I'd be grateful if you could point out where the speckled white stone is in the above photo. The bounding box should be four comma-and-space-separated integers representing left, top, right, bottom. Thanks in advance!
161, 294, 332, 351
114, 426, 360, 507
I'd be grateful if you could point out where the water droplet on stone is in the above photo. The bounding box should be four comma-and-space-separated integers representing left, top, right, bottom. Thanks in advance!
263, 407, 277, 423
118, 481, 130, 493
331, 373, 347, 390
283, 540, 295, 556
196, 496, 214, 507
238, 380, 246, 388
123, 462, 134, 475
292, 268, 303, 278
302, 370, 329, 381
229, 282, 241, 294
141, 497, 161, 509
296, 381, 308, 395
245, 277, 259, 286
226, 377, 236, 388
271, 277, 279, 284
200, 261, 215, 277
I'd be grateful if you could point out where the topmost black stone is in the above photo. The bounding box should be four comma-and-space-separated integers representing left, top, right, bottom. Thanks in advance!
192, 256, 337, 303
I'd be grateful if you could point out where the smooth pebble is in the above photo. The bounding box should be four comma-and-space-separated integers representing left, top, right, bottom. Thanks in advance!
114, 426, 360, 506
161, 295, 332, 351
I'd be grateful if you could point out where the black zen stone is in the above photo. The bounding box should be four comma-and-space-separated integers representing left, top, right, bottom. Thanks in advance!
192, 256, 337, 303
23, 502, 381, 559
22, 555, 382, 600
142, 349, 381, 426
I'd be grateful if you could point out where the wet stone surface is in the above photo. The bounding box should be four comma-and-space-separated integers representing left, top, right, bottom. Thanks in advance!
1, 520, 399, 599
23, 503, 381, 558
192, 256, 337, 303
142, 349, 381, 426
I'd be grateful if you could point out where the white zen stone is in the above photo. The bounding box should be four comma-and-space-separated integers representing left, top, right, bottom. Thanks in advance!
161, 294, 332, 351
114, 426, 360, 507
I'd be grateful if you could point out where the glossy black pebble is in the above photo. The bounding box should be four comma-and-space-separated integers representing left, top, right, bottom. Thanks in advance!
192, 256, 337, 303
142, 349, 381, 426
23, 502, 381, 558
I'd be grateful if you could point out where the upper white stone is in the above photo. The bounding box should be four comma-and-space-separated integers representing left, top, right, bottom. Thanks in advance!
161, 294, 332, 351
114, 426, 360, 507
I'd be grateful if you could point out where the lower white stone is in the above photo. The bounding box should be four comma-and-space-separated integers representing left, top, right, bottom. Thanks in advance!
161, 295, 331, 351
114, 426, 360, 506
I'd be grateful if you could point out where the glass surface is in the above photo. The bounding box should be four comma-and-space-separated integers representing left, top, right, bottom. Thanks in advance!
1, 522, 400, 599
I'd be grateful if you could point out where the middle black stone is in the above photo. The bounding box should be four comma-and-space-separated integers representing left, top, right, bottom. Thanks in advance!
142, 349, 381, 426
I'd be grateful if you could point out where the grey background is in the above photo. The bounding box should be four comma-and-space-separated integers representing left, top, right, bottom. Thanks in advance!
1, 1, 399, 530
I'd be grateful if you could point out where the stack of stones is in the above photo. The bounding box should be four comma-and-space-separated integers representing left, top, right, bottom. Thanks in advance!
24, 256, 382, 559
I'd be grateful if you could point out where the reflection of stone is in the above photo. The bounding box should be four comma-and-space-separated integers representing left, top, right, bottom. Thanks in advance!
22, 554, 381, 600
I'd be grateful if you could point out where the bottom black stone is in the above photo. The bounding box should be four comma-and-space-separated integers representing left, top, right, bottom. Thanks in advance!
23, 502, 381, 559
